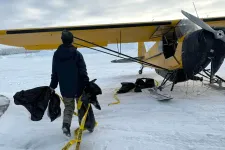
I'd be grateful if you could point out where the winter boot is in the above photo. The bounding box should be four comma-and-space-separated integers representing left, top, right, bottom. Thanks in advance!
62, 123, 71, 137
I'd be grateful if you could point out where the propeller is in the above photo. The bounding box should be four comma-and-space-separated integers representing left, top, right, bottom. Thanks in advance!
181, 10, 225, 42
181, 10, 225, 84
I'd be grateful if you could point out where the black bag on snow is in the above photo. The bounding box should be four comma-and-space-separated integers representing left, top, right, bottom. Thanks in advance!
13, 86, 61, 122
144, 78, 155, 88
134, 78, 155, 92
117, 82, 135, 94
134, 78, 145, 92
116, 78, 156, 94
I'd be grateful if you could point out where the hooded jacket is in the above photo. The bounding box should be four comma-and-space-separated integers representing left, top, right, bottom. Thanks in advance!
50, 44, 89, 98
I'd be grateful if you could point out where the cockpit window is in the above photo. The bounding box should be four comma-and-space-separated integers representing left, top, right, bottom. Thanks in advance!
175, 19, 200, 38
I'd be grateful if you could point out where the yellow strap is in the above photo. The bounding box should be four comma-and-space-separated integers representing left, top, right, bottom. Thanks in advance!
80, 104, 90, 129
108, 88, 120, 106
154, 80, 159, 87
62, 103, 91, 150
74, 104, 91, 150
76, 96, 82, 110
74, 122, 98, 136
60, 92, 99, 150
61, 139, 77, 150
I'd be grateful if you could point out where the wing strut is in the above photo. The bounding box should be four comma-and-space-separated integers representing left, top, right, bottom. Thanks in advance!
72, 36, 169, 71
73, 42, 125, 59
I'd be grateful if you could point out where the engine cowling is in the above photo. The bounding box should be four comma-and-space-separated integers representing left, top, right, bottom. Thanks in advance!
182, 29, 214, 77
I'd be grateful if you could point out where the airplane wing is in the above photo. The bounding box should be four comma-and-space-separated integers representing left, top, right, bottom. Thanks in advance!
204, 16, 225, 27
0, 19, 180, 50
0, 15, 225, 51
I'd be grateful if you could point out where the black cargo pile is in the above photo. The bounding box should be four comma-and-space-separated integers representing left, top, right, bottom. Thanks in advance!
117, 78, 156, 94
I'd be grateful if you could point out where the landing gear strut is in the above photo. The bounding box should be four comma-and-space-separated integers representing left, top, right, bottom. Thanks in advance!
139, 65, 144, 74
199, 69, 225, 87
197, 52, 225, 87
157, 69, 203, 92
158, 70, 178, 91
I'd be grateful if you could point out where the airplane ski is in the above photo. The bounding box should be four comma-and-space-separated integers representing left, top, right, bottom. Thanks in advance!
148, 88, 173, 101
204, 83, 225, 91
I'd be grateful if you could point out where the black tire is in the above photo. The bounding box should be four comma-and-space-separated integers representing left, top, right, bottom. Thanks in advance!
139, 70, 142, 74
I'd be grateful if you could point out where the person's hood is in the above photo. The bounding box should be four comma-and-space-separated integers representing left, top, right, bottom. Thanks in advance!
56, 44, 77, 62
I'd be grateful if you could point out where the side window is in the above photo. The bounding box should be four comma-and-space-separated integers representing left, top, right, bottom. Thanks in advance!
162, 31, 177, 59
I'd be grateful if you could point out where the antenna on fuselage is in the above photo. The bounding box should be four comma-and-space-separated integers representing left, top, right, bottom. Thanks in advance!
192, 2, 199, 17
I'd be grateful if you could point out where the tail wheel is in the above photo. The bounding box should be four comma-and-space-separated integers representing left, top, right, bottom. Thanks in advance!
139, 65, 144, 74
139, 70, 142, 74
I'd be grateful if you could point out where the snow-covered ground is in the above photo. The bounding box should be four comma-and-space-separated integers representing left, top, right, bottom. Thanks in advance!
0, 95, 10, 118
0, 47, 39, 56
0, 44, 225, 150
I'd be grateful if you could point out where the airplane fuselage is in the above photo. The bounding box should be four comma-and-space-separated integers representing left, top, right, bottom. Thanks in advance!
143, 25, 225, 84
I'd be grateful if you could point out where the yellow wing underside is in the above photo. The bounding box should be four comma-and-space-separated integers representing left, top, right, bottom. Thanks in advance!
0, 21, 173, 50
0, 16, 225, 50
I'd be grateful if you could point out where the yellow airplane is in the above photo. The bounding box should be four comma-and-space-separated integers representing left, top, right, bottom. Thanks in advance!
0, 10, 225, 91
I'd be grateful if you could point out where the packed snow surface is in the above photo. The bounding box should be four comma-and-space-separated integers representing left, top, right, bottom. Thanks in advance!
0, 45, 225, 150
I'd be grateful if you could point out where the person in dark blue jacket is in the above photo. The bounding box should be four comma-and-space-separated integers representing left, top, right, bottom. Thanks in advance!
49, 30, 89, 137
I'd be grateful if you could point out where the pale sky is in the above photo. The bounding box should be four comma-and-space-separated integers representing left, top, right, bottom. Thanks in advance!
0, 0, 224, 48
0, 0, 224, 30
